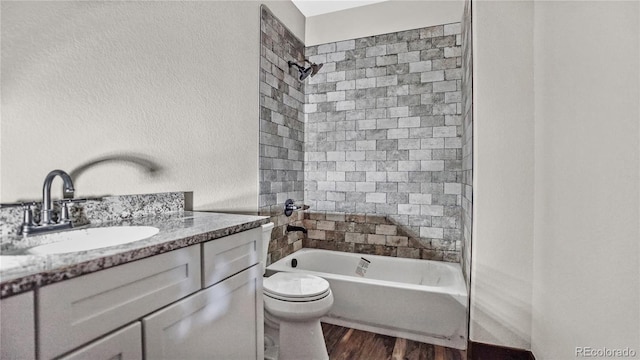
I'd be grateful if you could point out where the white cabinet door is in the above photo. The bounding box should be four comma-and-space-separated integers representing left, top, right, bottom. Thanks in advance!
0, 291, 35, 359
143, 264, 263, 360
59, 322, 142, 360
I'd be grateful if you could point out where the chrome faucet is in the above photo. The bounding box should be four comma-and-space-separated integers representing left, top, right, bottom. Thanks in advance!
41, 170, 75, 224
21, 169, 76, 235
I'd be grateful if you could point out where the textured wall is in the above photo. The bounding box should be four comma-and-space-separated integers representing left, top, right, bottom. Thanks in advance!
470, 0, 534, 349
0, 1, 304, 212
258, 6, 306, 263
304, 24, 463, 262
305, 0, 464, 46
531, 1, 639, 358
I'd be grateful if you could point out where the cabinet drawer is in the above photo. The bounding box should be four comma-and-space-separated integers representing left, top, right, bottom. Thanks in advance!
39, 245, 201, 360
202, 227, 261, 287
59, 322, 142, 360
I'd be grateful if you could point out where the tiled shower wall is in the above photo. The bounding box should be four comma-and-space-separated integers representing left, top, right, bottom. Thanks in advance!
304, 24, 464, 262
259, 6, 306, 264
460, 0, 473, 288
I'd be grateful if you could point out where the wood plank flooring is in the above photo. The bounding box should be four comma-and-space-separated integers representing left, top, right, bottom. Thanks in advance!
322, 323, 467, 360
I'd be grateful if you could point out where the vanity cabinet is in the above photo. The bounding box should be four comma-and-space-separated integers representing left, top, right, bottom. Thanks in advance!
28, 225, 264, 360
0, 291, 35, 359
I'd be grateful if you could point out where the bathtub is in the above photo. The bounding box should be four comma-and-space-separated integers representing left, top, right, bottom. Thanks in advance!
266, 248, 468, 350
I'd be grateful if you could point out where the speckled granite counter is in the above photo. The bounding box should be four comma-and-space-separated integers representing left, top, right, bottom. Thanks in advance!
0, 211, 268, 298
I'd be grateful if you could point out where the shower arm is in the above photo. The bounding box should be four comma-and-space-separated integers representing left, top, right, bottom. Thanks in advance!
288, 61, 304, 71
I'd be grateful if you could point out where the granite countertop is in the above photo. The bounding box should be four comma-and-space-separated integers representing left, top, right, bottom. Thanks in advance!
0, 211, 269, 298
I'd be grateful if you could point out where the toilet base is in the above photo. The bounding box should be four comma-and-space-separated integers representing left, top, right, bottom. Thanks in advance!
264, 316, 279, 360
278, 320, 329, 360
262, 276, 333, 360
264, 339, 278, 360
264, 311, 329, 360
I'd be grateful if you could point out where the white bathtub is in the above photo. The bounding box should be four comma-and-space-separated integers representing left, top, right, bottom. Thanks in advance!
266, 248, 468, 350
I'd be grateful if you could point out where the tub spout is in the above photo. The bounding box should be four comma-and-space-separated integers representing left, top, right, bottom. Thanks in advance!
286, 225, 307, 234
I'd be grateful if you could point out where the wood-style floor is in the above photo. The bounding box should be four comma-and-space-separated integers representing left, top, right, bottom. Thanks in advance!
322, 323, 466, 360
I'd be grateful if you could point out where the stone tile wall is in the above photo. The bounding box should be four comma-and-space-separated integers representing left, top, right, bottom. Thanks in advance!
304, 24, 464, 262
258, 6, 306, 263
460, 0, 473, 288
303, 212, 446, 259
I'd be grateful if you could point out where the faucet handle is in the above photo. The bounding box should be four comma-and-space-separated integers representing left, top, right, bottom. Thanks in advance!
59, 202, 71, 222
56, 199, 86, 223
0, 202, 28, 209
22, 203, 37, 227
55, 198, 87, 204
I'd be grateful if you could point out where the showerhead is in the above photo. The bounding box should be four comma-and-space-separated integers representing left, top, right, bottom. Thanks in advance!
299, 66, 313, 81
304, 59, 324, 77
310, 63, 323, 76
288, 59, 323, 81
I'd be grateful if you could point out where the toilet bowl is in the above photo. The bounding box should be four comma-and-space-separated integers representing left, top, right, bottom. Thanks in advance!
261, 223, 334, 360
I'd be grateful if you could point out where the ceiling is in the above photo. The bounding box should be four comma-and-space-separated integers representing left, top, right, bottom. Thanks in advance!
291, 0, 389, 17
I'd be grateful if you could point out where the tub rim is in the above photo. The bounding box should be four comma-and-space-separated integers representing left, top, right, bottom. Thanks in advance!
266, 248, 468, 298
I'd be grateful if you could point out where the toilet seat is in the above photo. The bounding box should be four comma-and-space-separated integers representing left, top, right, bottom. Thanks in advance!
264, 272, 330, 302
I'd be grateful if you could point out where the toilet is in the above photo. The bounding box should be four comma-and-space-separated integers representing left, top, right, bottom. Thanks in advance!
260, 223, 334, 360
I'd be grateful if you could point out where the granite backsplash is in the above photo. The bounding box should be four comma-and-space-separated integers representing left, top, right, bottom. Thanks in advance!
0, 192, 185, 237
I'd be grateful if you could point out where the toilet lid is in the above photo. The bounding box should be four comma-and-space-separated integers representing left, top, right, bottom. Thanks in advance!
263, 272, 330, 300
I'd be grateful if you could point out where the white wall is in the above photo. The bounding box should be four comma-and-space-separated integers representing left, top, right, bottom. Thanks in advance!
531, 1, 640, 358
305, 0, 464, 46
472, 0, 640, 357
470, 0, 534, 350
0, 1, 304, 212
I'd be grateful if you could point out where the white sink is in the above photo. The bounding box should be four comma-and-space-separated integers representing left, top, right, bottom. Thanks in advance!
0, 255, 23, 270
27, 226, 160, 255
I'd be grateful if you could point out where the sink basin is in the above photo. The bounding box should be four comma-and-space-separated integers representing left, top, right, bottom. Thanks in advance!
27, 226, 160, 255
0, 255, 23, 270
